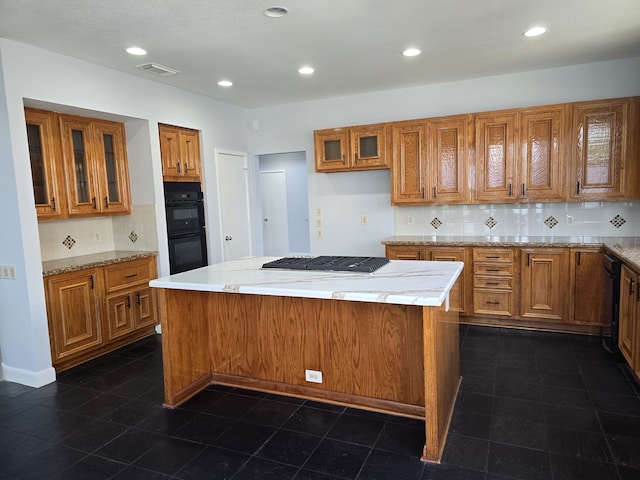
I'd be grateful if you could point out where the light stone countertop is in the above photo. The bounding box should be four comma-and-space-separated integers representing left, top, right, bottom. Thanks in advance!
383, 236, 640, 271
42, 250, 158, 277
149, 256, 463, 307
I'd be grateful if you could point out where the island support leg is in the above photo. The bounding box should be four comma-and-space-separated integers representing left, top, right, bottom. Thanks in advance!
421, 304, 460, 463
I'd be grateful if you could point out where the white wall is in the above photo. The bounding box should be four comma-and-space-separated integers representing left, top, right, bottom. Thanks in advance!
247, 56, 640, 254
0, 39, 249, 385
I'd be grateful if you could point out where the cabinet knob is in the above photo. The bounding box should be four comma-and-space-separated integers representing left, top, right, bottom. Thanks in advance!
225, 236, 232, 241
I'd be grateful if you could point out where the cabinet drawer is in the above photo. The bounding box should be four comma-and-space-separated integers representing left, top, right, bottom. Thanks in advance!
473, 289, 513, 316
473, 263, 514, 276
474, 275, 512, 289
104, 258, 155, 292
473, 249, 513, 262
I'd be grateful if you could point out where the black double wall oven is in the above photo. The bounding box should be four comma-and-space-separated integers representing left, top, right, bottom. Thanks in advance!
164, 182, 208, 274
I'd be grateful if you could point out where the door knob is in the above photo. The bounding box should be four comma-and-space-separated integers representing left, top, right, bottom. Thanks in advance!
264, 218, 268, 222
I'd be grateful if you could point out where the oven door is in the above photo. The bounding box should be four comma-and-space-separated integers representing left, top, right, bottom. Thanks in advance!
165, 202, 205, 236
168, 231, 208, 274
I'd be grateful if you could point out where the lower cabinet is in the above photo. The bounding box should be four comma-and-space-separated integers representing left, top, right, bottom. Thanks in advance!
45, 256, 158, 371
619, 264, 640, 377
386, 244, 608, 333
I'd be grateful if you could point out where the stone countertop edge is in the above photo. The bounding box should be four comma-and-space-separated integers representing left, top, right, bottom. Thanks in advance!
382, 236, 640, 272
42, 250, 158, 277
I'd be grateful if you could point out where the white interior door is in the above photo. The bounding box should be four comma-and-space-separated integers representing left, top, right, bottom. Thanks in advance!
216, 151, 252, 261
260, 170, 289, 256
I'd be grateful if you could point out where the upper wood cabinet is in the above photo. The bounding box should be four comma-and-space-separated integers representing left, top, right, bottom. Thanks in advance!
569, 97, 640, 201
475, 106, 565, 202
314, 123, 389, 172
25, 108, 66, 220
159, 124, 202, 182
391, 115, 471, 204
59, 114, 131, 216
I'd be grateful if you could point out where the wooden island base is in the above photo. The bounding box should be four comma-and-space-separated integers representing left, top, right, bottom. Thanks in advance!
157, 288, 460, 463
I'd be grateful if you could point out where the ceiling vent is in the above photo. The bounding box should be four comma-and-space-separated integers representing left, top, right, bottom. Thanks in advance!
136, 62, 180, 76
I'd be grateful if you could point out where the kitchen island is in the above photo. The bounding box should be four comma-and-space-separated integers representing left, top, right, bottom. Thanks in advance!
150, 256, 463, 462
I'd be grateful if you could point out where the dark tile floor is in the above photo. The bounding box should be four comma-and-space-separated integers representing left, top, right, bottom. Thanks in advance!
1, 325, 639, 479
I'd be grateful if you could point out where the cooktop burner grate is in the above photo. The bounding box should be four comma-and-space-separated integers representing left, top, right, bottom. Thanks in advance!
261, 256, 390, 273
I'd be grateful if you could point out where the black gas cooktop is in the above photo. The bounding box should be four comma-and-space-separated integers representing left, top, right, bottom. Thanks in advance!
261, 256, 390, 273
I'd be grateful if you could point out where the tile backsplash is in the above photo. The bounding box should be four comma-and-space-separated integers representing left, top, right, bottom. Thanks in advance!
394, 202, 640, 237
38, 204, 158, 261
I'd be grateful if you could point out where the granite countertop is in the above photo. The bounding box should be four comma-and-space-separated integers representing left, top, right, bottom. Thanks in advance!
150, 256, 463, 307
42, 250, 157, 277
383, 236, 640, 271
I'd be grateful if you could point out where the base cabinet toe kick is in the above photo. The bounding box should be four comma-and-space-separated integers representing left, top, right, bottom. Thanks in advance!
150, 257, 463, 462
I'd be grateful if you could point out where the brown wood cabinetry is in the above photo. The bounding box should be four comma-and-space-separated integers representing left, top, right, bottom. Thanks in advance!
315, 123, 389, 172
619, 264, 640, 377
570, 249, 605, 326
25, 108, 66, 220
569, 98, 640, 201
472, 248, 517, 317
45, 256, 157, 371
159, 124, 202, 181
59, 115, 131, 216
385, 245, 469, 314
475, 106, 565, 202
520, 248, 569, 322
391, 115, 470, 204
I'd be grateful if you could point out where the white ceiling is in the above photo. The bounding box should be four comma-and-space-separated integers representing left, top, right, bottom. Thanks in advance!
1, 0, 639, 108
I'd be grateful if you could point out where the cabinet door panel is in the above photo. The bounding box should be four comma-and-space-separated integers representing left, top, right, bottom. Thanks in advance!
60, 117, 99, 215
94, 121, 131, 214
46, 270, 102, 362
571, 101, 625, 199
159, 125, 181, 177
350, 124, 388, 169
179, 129, 202, 180
314, 129, 350, 171
25, 108, 65, 220
386, 246, 425, 260
520, 107, 565, 201
391, 123, 427, 203
571, 250, 605, 325
475, 113, 517, 201
134, 287, 157, 328
618, 265, 636, 365
521, 250, 569, 321
429, 248, 466, 313
106, 294, 136, 341
429, 116, 470, 203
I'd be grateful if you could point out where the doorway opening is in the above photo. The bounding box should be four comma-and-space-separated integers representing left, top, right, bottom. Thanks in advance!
258, 152, 310, 256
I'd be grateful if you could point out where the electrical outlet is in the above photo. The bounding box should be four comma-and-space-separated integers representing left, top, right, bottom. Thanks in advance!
316, 208, 321, 216
316, 229, 322, 238
0, 264, 17, 279
361, 215, 368, 226
305, 369, 323, 383
316, 218, 322, 227
408, 215, 414, 225
566, 215, 573, 225
95, 232, 101, 242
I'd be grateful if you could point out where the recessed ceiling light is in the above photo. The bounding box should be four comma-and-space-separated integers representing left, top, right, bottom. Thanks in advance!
263, 6, 288, 18
126, 47, 147, 56
523, 26, 547, 37
402, 48, 421, 57
218, 80, 233, 87
298, 66, 314, 75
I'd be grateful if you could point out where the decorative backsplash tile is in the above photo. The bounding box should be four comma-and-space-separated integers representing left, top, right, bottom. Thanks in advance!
430, 217, 443, 229
129, 230, 139, 243
485, 216, 497, 229
62, 235, 76, 249
544, 216, 559, 229
610, 215, 626, 228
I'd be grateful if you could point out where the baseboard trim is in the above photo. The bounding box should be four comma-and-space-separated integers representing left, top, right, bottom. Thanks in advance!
1, 363, 56, 388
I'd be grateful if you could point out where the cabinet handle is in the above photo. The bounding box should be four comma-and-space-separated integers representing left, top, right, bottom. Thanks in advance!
433, 187, 437, 198
184, 162, 189, 174
508, 183, 512, 196
89, 275, 94, 289
637, 280, 640, 302
486, 255, 500, 259
486, 282, 499, 286
486, 301, 500, 305
126, 295, 131, 308
576, 252, 581, 266
104, 196, 109, 209
576, 181, 581, 194
521, 183, 525, 196
485, 269, 500, 272
353, 152, 357, 164
136, 292, 141, 305
341, 155, 345, 164
52, 197, 56, 212
630, 278, 635, 296
92, 197, 97, 209
125, 273, 138, 279
421, 187, 425, 198
429, 252, 434, 261
527, 253, 530, 267
177, 162, 181, 173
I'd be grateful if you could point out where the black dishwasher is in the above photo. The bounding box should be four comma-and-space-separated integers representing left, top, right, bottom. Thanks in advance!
602, 254, 623, 362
